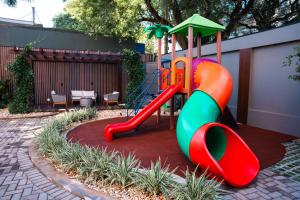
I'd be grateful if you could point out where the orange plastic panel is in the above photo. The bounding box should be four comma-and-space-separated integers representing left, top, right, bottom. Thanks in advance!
194, 61, 233, 111
171, 57, 188, 87
160, 68, 170, 90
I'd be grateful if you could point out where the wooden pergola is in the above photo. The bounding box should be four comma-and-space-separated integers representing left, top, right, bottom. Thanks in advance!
13, 47, 122, 63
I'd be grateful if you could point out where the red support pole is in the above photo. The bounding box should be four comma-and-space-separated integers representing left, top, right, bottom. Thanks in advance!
197, 34, 201, 58
170, 34, 176, 130
216, 31, 222, 63
187, 26, 193, 97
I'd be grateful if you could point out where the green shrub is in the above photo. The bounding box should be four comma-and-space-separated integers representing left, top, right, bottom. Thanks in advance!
134, 159, 177, 197
122, 49, 145, 105
0, 79, 10, 108
106, 153, 140, 187
172, 169, 222, 200
8, 44, 34, 114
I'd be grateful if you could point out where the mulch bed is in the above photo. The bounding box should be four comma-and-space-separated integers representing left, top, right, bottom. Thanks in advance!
68, 116, 297, 177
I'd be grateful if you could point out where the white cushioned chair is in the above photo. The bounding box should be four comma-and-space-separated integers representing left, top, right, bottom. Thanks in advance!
71, 90, 97, 105
103, 91, 119, 106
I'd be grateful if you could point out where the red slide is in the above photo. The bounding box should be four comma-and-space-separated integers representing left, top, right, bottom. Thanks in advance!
104, 84, 181, 141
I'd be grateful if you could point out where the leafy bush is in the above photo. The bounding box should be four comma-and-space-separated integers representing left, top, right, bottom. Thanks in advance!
8, 44, 34, 113
0, 79, 10, 108
106, 153, 140, 187
172, 169, 222, 200
122, 49, 145, 105
284, 45, 300, 82
134, 159, 177, 197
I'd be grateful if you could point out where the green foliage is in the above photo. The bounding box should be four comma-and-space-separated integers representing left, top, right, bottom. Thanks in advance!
1, 0, 31, 7
122, 49, 145, 106
0, 79, 10, 108
53, 13, 84, 32
172, 169, 222, 200
134, 159, 177, 197
106, 153, 140, 187
8, 44, 33, 114
64, 0, 144, 40
77, 147, 117, 182
36, 108, 97, 156
284, 46, 300, 82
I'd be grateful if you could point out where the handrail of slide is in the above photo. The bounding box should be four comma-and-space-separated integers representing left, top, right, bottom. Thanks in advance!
126, 68, 171, 118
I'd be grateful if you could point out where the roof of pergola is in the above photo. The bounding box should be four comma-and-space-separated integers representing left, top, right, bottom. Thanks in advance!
13, 47, 122, 63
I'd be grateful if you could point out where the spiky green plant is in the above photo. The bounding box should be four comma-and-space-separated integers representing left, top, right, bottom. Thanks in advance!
172, 169, 222, 200
134, 159, 177, 197
36, 126, 68, 157
37, 108, 97, 157
106, 153, 140, 187
77, 147, 118, 182
51, 143, 87, 173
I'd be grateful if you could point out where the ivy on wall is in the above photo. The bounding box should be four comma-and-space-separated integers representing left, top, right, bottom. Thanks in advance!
8, 44, 34, 114
121, 49, 145, 105
284, 46, 300, 82
0, 79, 10, 108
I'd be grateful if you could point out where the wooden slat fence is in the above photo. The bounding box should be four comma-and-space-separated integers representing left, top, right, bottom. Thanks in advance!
33, 61, 120, 105
0, 45, 155, 105
0, 46, 16, 95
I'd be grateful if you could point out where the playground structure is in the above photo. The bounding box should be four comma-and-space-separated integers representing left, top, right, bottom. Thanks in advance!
104, 14, 260, 187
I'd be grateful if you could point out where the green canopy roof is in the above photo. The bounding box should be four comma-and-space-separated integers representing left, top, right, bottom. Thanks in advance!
169, 14, 225, 37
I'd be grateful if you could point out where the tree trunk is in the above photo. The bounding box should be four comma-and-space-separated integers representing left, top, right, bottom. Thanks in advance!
164, 32, 168, 54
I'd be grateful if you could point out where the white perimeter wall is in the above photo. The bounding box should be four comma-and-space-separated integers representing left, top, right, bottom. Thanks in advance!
162, 23, 300, 137
248, 41, 300, 136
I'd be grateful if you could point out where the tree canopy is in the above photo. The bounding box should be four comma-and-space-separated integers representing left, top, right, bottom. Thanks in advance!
1, 0, 30, 7
61, 0, 144, 39
54, 0, 299, 49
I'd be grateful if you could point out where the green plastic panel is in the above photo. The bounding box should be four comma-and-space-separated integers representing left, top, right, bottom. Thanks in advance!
176, 90, 222, 158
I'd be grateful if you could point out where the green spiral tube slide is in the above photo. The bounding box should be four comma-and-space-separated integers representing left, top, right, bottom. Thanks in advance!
176, 90, 227, 161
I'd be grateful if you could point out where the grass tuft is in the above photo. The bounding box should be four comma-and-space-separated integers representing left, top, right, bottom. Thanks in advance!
106, 153, 140, 187
172, 169, 222, 200
134, 159, 177, 197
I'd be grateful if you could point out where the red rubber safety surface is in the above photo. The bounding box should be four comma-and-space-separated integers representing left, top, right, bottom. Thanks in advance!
68, 116, 297, 177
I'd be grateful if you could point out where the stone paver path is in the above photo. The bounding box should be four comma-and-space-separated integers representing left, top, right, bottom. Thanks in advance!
0, 118, 81, 200
272, 140, 300, 182
0, 112, 299, 200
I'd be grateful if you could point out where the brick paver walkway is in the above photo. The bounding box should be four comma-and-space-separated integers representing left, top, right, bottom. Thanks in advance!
0, 118, 81, 200
0, 113, 299, 200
